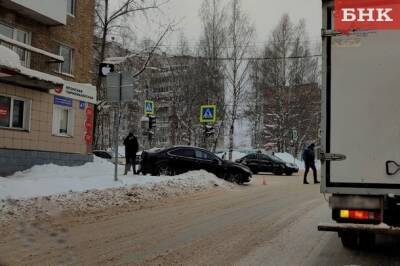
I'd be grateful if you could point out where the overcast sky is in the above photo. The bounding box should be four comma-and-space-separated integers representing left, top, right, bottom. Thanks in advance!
122, 0, 323, 147
130, 0, 322, 52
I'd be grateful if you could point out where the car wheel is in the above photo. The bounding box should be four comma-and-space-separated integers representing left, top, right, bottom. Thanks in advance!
273, 169, 283, 176
157, 164, 175, 176
359, 232, 375, 250
224, 172, 241, 184
339, 232, 359, 249
285, 171, 293, 176
250, 168, 258, 175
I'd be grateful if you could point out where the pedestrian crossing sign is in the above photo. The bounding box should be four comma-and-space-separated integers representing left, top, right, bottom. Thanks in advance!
144, 100, 155, 115
200, 105, 216, 123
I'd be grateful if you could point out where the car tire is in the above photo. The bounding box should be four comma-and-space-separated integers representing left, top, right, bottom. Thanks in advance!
274, 169, 283, 176
285, 171, 293, 176
359, 232, 375, 250
340, 232, 359, 249
224, 172, 241, 184
157, 163, 175, 176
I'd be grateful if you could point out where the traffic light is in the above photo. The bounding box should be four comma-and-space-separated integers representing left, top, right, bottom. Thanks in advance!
149, 116, 156, 130
99, 63, 115, 77
204, 125, 215, 137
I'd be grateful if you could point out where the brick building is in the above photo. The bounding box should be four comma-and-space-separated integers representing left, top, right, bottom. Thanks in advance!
0, 0, 96, 176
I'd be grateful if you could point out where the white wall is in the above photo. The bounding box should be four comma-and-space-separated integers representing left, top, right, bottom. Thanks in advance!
11, 0, 66, 25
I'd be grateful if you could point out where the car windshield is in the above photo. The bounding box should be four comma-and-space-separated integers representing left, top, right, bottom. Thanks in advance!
271, 155, 285, 163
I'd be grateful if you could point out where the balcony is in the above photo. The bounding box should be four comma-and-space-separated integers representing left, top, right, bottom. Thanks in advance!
0, 0, 66, 25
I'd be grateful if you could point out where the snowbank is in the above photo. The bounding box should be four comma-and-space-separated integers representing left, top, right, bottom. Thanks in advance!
275, 152, 321, 170
0, 157, 228, 200
0, 159, 233, 224
0, 170, 232, 224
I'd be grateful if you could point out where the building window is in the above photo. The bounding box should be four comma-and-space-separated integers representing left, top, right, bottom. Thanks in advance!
0, 22, 31, 67
52, 106, 74, 136
58, 45, 73, 75
0, 95, 31, 130
67, 0, 75, 16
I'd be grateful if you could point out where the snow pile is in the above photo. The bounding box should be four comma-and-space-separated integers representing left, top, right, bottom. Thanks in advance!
0, 45, 20, 70
0, 159, 233, 224
0, 158, 229, 200
275, 152, 321, 170
0, 170, 231, 224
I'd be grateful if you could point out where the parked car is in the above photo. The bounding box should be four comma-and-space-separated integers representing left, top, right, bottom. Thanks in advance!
236, 153, 299, 175
140, 146, 252, 184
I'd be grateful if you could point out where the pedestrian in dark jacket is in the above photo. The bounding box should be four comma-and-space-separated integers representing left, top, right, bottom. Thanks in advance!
123, 132, 139, 175
302, 143, 319, 184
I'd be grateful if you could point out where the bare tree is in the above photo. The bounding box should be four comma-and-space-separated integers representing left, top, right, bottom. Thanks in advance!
93, 0, 167, 149
258, 14, 320, 155
198, 0, 227, 151
225, 0, 255, 160
246, 59, 264, 149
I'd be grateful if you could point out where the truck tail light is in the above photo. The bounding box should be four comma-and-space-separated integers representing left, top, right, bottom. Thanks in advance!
339, 209, 380, 221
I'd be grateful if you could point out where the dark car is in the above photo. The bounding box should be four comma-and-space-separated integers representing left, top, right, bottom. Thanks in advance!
140, 146, 252, 184
236, 153, 299, 176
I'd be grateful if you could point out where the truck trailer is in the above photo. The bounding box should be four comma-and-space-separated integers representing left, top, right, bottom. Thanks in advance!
318, 0, 400, 248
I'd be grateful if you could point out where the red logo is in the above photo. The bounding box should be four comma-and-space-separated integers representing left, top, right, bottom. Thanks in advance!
85, 107, 94, 118
335, 0, 400, 33
84, 120, 93, 130
54, 86, 63, 94
84, 133, 93, 144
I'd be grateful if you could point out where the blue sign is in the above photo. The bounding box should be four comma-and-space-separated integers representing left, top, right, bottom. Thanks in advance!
79, 101, 86, 110
200, 105, 216, 123
54, 96, 73, 107
144, 100, 155, 115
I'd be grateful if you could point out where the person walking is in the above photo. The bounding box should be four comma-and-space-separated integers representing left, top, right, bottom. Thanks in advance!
302, 143, 319, 184
123, 132, 139, 175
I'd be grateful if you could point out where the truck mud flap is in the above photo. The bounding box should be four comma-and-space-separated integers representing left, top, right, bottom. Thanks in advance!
318, 223, 400, 236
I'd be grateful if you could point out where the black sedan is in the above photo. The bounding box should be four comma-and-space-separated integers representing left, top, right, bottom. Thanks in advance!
140, 146, 252, 184
236, 153, 299, 176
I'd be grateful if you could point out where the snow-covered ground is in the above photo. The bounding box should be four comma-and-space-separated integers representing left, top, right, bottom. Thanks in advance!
0, 158, 229, 200
0, 158, 233, 224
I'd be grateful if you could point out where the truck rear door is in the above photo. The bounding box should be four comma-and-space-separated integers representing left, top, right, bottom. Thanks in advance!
322, 2, 400, 192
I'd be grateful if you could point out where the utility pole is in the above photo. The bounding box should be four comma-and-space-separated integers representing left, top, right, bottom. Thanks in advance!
113, 72, 122, 182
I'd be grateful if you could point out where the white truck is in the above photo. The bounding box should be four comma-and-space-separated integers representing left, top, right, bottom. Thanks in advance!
318, 0, 400, 248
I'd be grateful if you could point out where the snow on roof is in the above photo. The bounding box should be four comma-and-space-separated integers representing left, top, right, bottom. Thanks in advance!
19, 66, 64, 85
0, 46, 63, 85
0, 34, 63, 62
0, 45, 20, 70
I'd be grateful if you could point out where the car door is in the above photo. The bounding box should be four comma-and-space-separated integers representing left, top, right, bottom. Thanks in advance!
194, 149, 222, 177
167, 148, 197, 174
243, 154, 259, 171
259, 155, 274, 172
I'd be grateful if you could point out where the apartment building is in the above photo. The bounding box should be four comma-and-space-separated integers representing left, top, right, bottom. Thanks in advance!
0, 0, 96, 176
